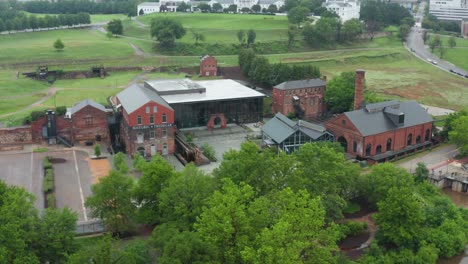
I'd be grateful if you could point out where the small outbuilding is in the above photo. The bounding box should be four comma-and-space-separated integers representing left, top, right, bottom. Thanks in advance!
262, 113, 335, 154
199, 55, 218, 77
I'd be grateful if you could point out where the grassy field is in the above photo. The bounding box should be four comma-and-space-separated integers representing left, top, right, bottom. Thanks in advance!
428, 34, 468, 70
430, 34, 468, 48
90, 14, 128, 24
127, 13, 289, 44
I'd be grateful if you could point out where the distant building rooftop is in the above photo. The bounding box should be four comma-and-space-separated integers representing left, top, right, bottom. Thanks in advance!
274, 79, 326, 90
144, 79, 265, 104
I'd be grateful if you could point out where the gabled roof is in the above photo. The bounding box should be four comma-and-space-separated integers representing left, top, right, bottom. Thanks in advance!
274, 79, 326, 90
344, 100, 433, 136
263, 113, 330, 143
200, 55, 216, 63
116, 83, 172, 114
68, 99, 106, 116
138, 2, 160, 6
258, 0, 281, 4
212, 0, 235, 4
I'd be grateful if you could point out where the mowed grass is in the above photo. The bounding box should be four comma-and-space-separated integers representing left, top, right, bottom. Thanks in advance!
0, 29, 134, 67
444, 48, 468, 71
430, 34, 468, 47
126, 13, 289, 44
0, 71, 50, 115
90, 14, 128, 24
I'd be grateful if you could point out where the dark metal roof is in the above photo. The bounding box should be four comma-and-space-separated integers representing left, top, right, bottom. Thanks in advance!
68, 99, 106, 116
274, 79, 326, 90
344, 100, 433, 136
116, 83, 172, 114
263, 113, 330, 143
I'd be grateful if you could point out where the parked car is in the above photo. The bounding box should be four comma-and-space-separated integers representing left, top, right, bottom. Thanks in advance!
449, 69, 455, 73
427, 58, 432, 63
431, 61, 438, 65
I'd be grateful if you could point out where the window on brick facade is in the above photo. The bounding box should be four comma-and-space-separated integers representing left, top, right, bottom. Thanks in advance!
407, 134, 413, 146
153, 106, 158, 113
425, 129, 430, 141
137, 115, 142, 125
310, 98, 314, 106
84, 116, 93, 126
387, 138, 392, 151
365, 144, 372, 156
150, 130, 155, 138
376, 145, 382, 154
146, 106, 150, 113
149, 114, 154, 124
162, 127, 167, 137
416, 135, 421, 144
353, 141, 357, 152
137, 133, 143, 143
162, 114, 167, 123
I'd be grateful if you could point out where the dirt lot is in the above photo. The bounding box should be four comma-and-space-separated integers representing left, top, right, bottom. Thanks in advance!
0, 149, 94, 221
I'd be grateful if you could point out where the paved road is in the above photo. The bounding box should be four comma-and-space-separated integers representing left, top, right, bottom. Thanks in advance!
396, 144, 459, 172
406, 2, 468, 79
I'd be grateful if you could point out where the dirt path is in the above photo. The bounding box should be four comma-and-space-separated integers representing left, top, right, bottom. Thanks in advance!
0, 87, 57, 118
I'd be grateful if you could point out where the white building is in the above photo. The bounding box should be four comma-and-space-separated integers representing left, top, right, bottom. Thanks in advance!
429, 0, 468, 21
138, 0, 284, 15
322, 0, 360, 22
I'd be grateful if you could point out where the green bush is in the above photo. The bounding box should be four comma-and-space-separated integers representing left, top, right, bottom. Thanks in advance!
55, 106, 67, 116
47, 194, 55, 208
343, 202, 361, 214
30, 110, 46, 121
43, 157, 52, 170
342, 221, 368, 237
33, 147, 48, 153
202, 143, 216, 161
43, 175, 54, 193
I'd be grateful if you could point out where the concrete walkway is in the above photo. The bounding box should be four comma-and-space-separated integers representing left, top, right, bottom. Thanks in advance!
396, 144, 459, 173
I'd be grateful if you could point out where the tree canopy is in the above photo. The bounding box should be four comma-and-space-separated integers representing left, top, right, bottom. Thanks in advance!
106, 19, 123, 35
150, 17, 186, 48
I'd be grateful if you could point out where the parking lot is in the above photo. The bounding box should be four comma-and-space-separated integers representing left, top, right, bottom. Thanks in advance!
0, 149, 93, 221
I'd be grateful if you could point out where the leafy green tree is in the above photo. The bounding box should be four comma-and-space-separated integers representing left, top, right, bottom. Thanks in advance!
293, 143, 360, 221
398, 23, 410, 41
247, 29, 256, 45
85, 171, 136, 235
241, 189, 340, 264
440, 110, 468, 139
214, 141, 295, 196
360, 0, 382, 40
159, 164, 215, 230
267, 4, 278, 13
150, 17, 186, 48
113, 152, 129, 173
342, 18, 362, 42
29, 15, 38, 31
430, 35, 441, 53
360, 163, 414, 208
439, 45, 446, 59
0, 18, 5, 32
228, 4, 238, 13
449, 115, 468, 155
314, 17, 340, 44
252, 4, 261, 12
287, 6, 310, 27
36, 208, 78, 263
176, 2, 191, 12
448, 36, 456, 48
53, 38, 65, 52
106, 19, 123, 35
287, 29, 296, 48
195, 180, 255, 263
133, 155, 176, 224
237, 29, 246, 45
248, 56, 271, 85
0, 182, 40, 263
238, 48, 256, 76
197, 3, 211, 12
241, 7, 251, 13
212, 3, 223, 12
414, 162, 429, 183
324, 71, 356, 113
191, 30, 206, 45
375, 187, 424, 248
152, 225, 216, 264
94, 144, 101, 158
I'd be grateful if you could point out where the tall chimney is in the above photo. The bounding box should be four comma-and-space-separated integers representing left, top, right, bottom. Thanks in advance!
354, 69, 365, 110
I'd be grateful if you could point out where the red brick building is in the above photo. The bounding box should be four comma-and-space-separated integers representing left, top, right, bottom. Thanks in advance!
325, 70, 433, 162
29, 100, 109, 145
116, 84, 175, 157
199, 55, 218, 77
272, 79, 327, 120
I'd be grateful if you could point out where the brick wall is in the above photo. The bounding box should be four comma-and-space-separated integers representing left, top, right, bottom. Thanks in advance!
70, 105, 109, 143
200, 56, 218, 77
272, 85, 326, 120
0, 126, 32, 145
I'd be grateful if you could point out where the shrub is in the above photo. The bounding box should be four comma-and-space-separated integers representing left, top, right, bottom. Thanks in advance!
343, 202, 361, 214
113, 152, 129, 173
47, 194, 55, 208
344, 221, 368, 237
94, 144, 101, 158
202, 143, 216, 161
33, 147, 48, 153
43, 175, 54, 193
55, 106, 67, 116
31, 110, 46, 121
43, 157, 52, 170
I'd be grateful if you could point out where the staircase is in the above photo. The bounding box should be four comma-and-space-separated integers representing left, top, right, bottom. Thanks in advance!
56, 136, 73, 148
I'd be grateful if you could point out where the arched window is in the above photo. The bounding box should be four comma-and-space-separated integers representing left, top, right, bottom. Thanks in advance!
353, 141, 357, 152
376, 145, 382, 154
425, 129, 430, 141
366, 144, 372, 156
416, 135, 421, 144
407, 133, 413, 146
386, 138, 392, 151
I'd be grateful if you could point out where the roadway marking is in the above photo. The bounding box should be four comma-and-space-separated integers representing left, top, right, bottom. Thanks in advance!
73, 149, 88, 221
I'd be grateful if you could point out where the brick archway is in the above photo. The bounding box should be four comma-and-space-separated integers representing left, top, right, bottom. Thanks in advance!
207, 113, 227, 129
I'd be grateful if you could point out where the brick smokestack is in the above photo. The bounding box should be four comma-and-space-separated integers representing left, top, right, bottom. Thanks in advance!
354, 69, 365, 110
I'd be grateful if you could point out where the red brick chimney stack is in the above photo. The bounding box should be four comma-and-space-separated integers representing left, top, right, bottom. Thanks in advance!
354, 69, 365, 110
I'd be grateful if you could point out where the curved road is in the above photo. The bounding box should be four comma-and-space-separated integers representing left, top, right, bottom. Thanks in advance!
406, 2, 468, 78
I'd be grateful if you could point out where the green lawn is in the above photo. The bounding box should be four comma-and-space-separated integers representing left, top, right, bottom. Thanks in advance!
430, 34, 468, 47
443, 48, 468, 71
90, 14, 128, 24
